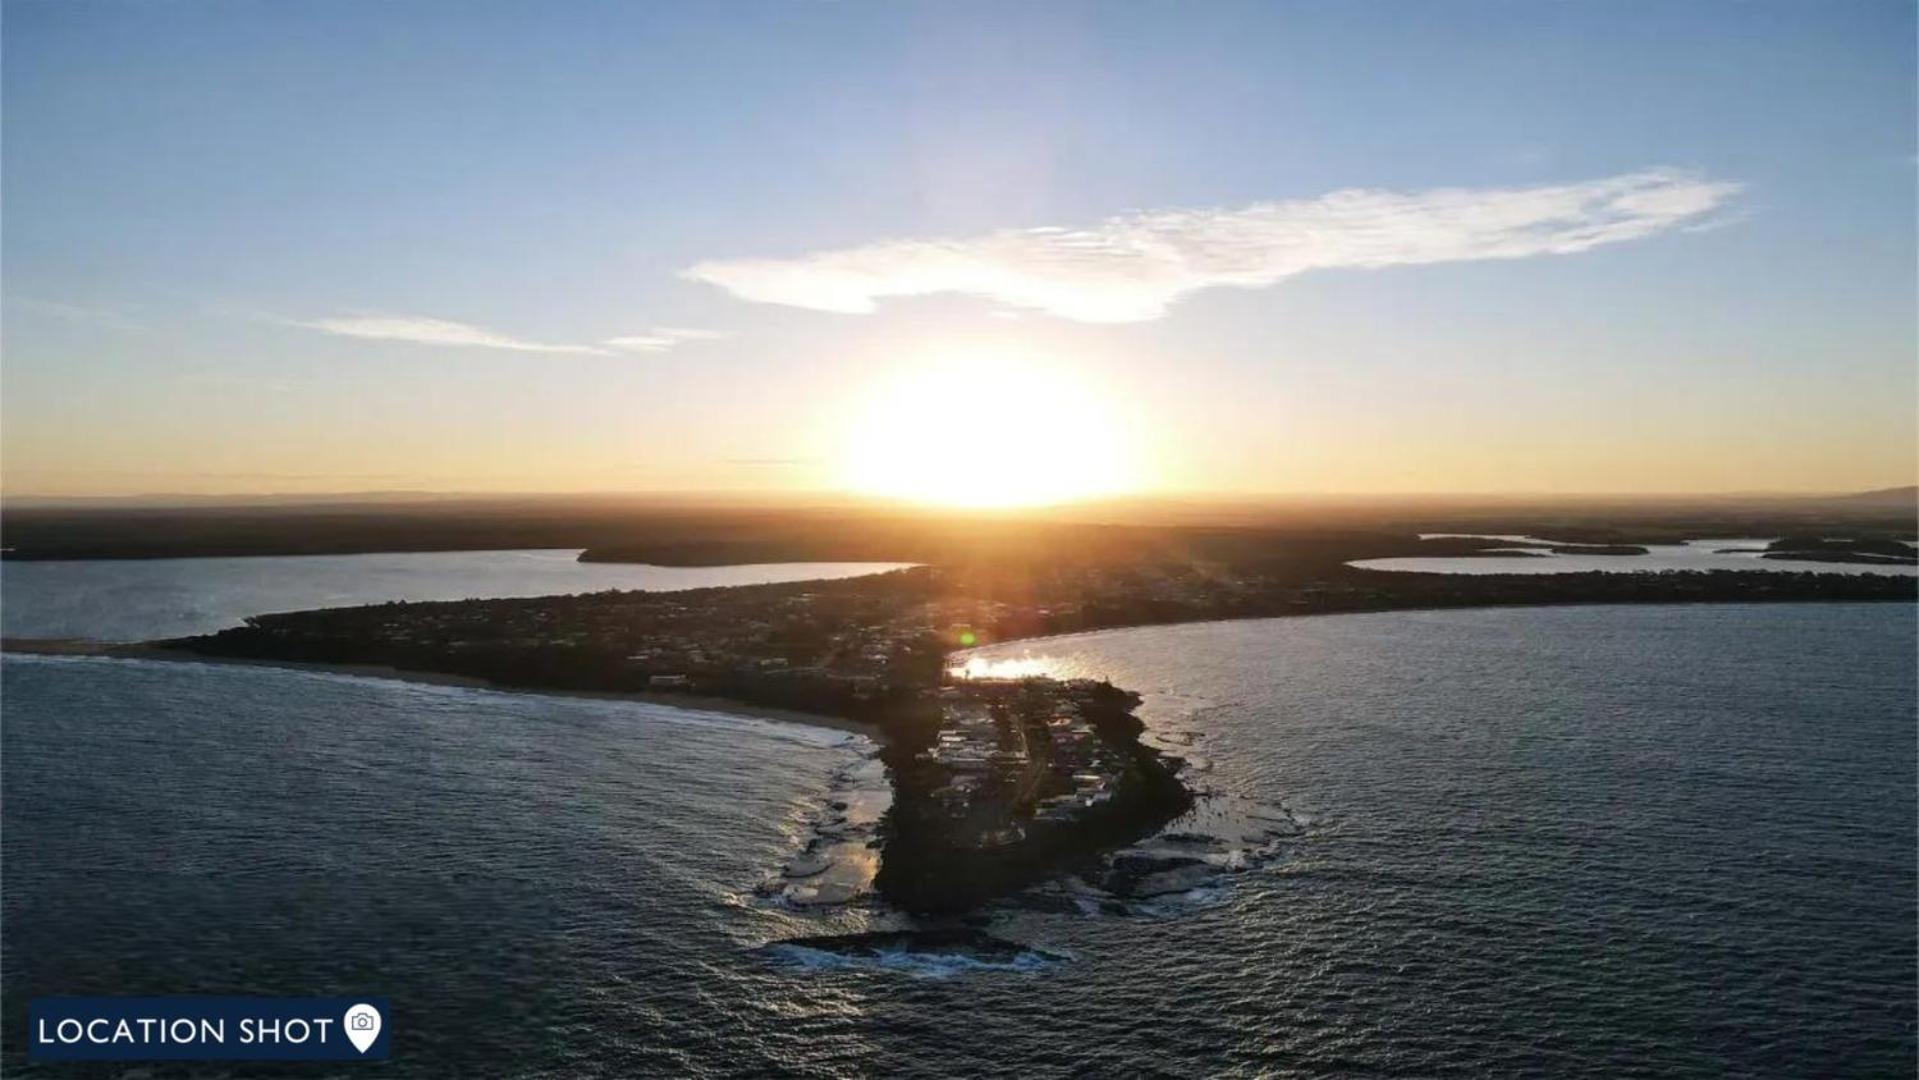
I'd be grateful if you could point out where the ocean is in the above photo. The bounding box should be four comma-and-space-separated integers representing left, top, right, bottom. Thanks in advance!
2, 554, 1913, 1076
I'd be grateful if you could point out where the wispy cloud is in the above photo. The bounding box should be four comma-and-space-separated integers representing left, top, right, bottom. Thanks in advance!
684, 168, 1742, 323
6, 295, 144, 332
603, 326, 730, 353
289, 314, 724, 356
292, 314, 605, 354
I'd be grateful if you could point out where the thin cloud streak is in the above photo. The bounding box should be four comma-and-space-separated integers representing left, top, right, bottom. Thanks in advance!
604, 327, 730, 353
293, 315, 606, 354
6, 295, 145, 332
683, 168, 1743, 323
290, 315, 724, 356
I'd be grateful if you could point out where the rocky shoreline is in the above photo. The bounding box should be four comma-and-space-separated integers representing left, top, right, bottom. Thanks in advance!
1, 636, 1190, 915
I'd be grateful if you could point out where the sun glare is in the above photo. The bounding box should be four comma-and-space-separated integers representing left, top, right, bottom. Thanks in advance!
836, 352, 1136, 508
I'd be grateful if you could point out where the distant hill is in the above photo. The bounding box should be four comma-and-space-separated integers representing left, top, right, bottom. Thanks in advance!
1824, 486, 1918, 508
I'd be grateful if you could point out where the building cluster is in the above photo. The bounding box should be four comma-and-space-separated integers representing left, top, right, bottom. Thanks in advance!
1031, 701, 1125, 826
310, 561, 1276, 702
916, 693, 1027, 848
232, 560, 1304, 703
916, 678, 1132, 844
241, 572, 957, 700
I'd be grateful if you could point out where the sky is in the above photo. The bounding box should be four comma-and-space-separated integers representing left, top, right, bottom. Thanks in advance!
3, 0, 1915, 501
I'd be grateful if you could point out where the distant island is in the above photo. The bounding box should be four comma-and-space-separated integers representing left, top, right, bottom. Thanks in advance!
117, 532, 1914, 913
1760, 536, 1918, 566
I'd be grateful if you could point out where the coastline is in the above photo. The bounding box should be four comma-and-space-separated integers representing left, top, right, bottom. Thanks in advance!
0, 638, 881, 739
12, 591, 1912, 916
12, 585, 1913, 738
945, 593, 1919, 664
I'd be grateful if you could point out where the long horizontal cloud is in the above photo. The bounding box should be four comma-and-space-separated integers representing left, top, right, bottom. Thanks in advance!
683, 168, 1741, 323
290, 315, 722, 356
292, 315, 603, 354
603, 326, 729, 353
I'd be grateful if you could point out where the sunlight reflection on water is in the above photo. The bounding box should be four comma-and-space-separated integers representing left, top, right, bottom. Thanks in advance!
947, 655, 1061, 680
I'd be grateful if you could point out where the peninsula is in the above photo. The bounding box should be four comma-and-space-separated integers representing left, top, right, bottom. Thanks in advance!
138, 533, 1914, 913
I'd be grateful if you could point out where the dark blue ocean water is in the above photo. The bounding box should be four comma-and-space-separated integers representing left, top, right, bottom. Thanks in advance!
5, 603, 1914, 1077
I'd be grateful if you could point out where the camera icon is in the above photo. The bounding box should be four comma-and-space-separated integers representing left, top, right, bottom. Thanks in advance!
341, 1002, 382, 1054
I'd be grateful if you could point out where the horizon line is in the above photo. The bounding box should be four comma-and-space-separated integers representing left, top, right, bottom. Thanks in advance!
3, 485, 1913, 510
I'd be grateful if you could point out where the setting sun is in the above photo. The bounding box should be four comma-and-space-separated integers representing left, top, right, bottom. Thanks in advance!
835, 353, 1138, 508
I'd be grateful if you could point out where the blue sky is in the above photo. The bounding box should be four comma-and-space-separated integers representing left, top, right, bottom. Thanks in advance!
4, 0, 1914, 497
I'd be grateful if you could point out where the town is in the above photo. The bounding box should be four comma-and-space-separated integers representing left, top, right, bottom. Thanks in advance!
919, 678, 1140, 846
154, 552, 1915, 728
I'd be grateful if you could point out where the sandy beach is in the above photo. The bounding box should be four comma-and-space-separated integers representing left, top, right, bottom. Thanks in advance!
0, 637, 880, 739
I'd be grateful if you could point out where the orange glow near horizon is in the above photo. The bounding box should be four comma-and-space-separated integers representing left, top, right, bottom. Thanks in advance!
834, 351, 1139, 509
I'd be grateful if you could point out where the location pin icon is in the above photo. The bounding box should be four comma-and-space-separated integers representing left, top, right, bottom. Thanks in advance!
343, 1004, 382, 1054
